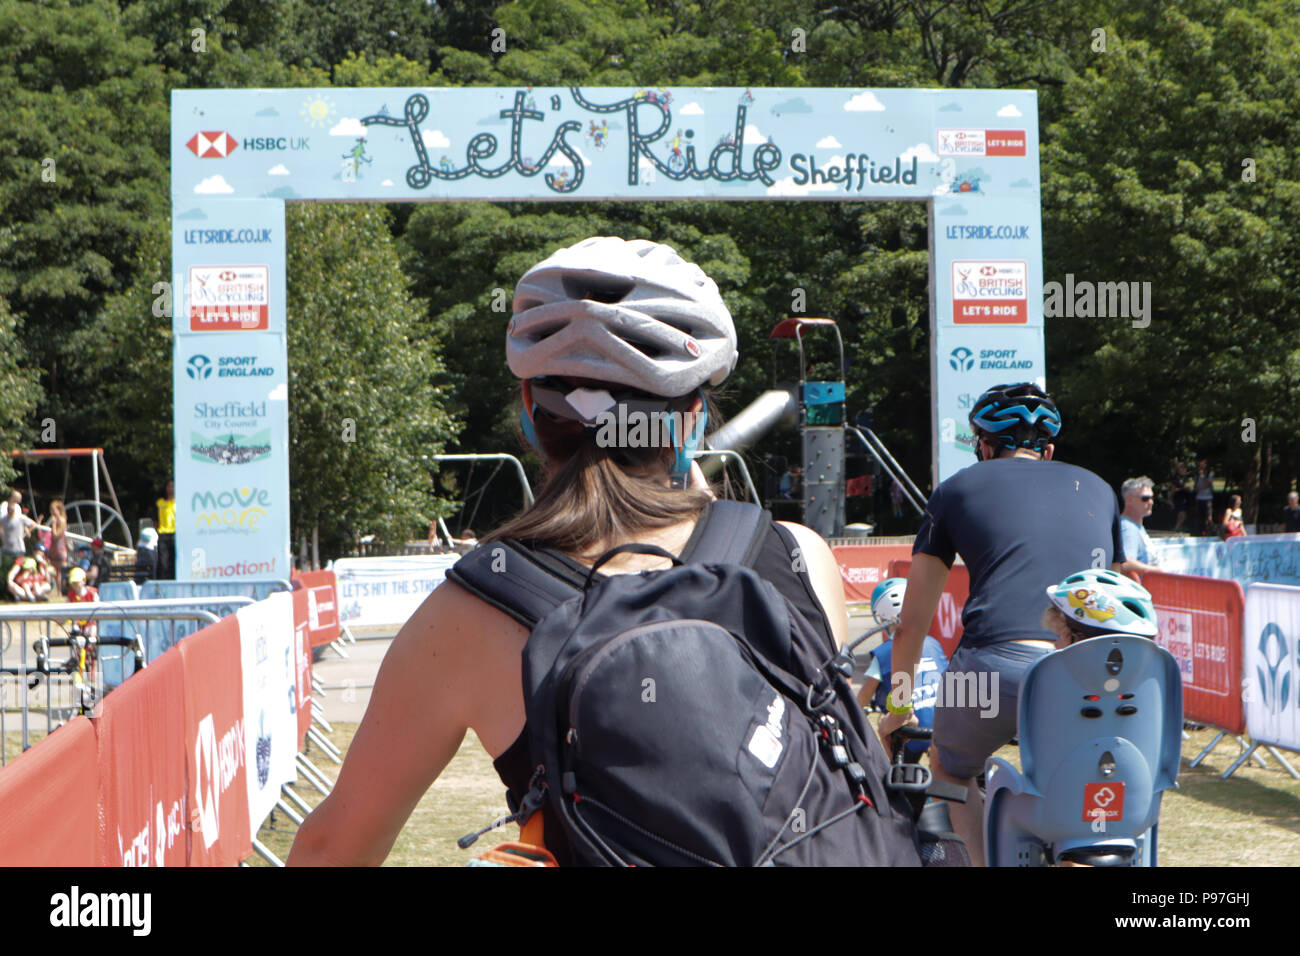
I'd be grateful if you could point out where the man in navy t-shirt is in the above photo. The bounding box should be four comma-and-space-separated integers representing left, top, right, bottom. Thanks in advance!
876, 383, 1129, 866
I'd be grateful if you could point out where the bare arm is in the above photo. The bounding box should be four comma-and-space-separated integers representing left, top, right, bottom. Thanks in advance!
877, 553, 950, 747
778, 521, 849, 649
288, 581, 516, 866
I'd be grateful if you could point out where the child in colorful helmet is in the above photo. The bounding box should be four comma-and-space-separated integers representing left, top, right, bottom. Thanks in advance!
66, 567, 100, 639
1041, 568, 1159, 648
856, 577, 949, 755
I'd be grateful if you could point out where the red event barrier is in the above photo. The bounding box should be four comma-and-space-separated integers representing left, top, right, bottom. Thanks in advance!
0, 717, 98, 865
834, 545, 915, 602
180, 615, 252, 866
291, 588, 315, 747
888, 559, 968, 659
293, 569, 340, 648
1142, 570, 1245, 734
95, 646, 189, 866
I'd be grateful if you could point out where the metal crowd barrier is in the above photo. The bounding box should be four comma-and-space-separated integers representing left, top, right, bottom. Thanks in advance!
0, 600, 247, 764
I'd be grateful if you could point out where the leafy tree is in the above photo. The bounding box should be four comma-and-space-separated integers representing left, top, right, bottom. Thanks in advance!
0, 296, 43, 485
63, 230, 173, 513
0, 0, 168, 434
285, 203, 458, 560
1041, 0, 1300, 521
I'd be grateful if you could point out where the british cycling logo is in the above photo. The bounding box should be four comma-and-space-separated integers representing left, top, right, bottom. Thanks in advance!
949, 347, 974, 371
186, 354, 212, 379
1256, 623, 1290, 716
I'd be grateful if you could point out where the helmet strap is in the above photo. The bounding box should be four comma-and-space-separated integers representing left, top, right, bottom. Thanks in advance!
519, 381, 541, 453
668, 391, 708, 488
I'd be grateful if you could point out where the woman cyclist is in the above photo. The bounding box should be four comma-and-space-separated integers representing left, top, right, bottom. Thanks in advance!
289, 237, 860, 866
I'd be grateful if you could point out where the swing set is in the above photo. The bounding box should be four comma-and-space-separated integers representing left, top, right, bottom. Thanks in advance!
7, 448, 135, 554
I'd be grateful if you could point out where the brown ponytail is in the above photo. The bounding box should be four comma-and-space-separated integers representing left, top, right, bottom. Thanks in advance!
485, 391, 721, 558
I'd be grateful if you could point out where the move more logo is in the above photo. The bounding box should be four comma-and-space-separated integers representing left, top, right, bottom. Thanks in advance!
193, 486, 271, 533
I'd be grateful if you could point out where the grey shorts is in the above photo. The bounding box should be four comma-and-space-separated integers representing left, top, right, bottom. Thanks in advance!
932, 640, 1054, 779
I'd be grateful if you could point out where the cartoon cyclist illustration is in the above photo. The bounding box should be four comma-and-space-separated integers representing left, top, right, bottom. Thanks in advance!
342, 137, 372, 180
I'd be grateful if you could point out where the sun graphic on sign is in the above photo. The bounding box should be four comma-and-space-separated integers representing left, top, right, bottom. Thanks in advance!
301, 95, 337, 128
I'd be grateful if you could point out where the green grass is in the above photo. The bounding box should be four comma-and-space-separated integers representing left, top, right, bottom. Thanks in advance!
254, 722, 1300, 867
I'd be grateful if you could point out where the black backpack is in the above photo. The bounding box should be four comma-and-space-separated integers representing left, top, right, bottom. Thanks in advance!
449, 501, 920, 867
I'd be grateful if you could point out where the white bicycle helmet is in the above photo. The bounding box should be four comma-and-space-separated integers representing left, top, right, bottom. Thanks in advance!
871, 577, 907, 624
507, 237, 738, 399
1045, 569, 1159, 638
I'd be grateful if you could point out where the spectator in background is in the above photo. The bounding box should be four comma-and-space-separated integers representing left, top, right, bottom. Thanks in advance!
156, 479, 176, 580
8, 556, 48, 602
86, 537, 113, 587
1220, 494, 1247, 538
47, 499, 67, 589
779, 465, 802, 499
134, 527, 159, 585
1283, 492, 1300, 533
890, 478, 906, 518
33, 542, 58, 593
1193, 459, 1215, 535
1168, 462, 1191, 532
66, 568, 99, 640
0, 496, 35, 581
1119, 477, 1161, 579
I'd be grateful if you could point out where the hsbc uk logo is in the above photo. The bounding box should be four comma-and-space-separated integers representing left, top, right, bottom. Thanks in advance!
187, 131, 238, 158
187, 132, 309, 158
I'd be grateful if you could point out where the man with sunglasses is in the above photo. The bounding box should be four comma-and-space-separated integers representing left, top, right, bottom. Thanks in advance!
1119, 477, 1161, 578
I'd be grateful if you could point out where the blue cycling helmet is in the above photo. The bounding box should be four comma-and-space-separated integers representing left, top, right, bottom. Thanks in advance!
871, 577, 907, 624
969, 382, 1061, 456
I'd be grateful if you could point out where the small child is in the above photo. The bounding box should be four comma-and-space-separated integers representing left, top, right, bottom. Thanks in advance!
856, 577, 949, 756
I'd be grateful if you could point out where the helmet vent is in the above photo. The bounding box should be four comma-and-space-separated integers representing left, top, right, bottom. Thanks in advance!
562, 275, 635, 304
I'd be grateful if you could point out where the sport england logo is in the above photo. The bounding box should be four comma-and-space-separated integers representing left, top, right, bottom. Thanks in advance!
187, 354, 213, 379
949, 347, 974, 371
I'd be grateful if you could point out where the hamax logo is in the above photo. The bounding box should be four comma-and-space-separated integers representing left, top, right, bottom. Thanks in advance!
192, 713, 245, 850
187, 131, 238, 158
949, 347, 974, 371
193, 486, 271, 532
186, 354, 213, 379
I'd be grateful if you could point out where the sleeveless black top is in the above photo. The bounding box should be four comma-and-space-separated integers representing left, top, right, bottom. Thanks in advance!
489, 510, 837, 803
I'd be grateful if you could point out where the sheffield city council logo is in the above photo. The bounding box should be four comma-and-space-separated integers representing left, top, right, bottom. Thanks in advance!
187, 354, 213, 379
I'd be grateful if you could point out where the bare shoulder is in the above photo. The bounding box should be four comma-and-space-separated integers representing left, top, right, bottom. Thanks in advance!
774, 520, 837, 562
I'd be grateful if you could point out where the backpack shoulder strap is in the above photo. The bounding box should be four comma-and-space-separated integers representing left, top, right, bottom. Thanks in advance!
445, 541, 580, 628
681, 500, 770, 568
